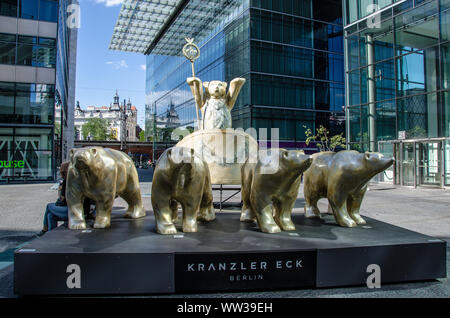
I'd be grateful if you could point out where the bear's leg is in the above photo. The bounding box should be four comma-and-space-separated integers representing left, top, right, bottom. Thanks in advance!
153, 199, 177, 235
181, 198, 201, 233
304, 195, 321, 219
240, 201, 257, 222
274, 197, 296, 231
240, 167, 255, 222
93, 197, 114, 229
66, 187, 87, 230
252, 194, 281, 234
123, 190, 146, 219
198, 184, 215, 222
170, 199, 179, 223
303, 181, 321, 218
328, 192, 357, 228
347, 188, 367, 225
327, 202, 334, 215
197, 174, 215, 222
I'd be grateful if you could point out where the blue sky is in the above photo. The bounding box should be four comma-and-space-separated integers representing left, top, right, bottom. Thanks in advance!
75, 0, 147, 128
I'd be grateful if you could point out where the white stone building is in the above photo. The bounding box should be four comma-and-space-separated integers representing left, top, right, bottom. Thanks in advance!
74, 91, 138, 142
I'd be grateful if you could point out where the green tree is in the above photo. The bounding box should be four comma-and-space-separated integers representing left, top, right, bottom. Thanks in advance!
407, 125, 426, 139
82, 118, 111, 141
139, 130, 146, 142
304, 125, 346, 152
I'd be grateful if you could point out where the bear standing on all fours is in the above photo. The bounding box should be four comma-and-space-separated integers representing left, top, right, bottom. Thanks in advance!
66, 147, 146, 230
151, 147, 215, 235
187, 77, 245, 130
303, 150, 394, 227
240, 149, 312, 234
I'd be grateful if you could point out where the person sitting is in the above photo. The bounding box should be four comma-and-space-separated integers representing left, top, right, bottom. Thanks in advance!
39, 162, 70, 235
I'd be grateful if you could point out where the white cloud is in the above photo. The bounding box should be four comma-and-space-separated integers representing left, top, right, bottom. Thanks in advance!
95, 0, 123, 7
106, 60, 128, 69
140, 64, 146, 71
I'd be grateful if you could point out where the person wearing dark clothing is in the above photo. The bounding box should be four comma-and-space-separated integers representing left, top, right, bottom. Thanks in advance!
39, 162, 70, 235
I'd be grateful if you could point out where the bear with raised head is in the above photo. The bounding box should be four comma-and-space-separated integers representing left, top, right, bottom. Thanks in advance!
66, 147, 145, 230
240, 149, 312, 234
187, 77, 245, 130
303, 150, 394, 227
151, 147, 214, 234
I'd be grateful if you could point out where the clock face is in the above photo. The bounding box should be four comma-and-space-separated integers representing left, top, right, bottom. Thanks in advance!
183, 43, 200, 61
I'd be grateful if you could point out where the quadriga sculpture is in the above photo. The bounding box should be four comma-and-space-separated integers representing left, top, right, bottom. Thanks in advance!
151, 147, 214, 234
303, 150, 394, 227
240, 149, 312, 234
67, 147, 145, 229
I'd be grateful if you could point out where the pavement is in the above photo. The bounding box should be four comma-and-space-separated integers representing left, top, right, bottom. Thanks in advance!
0, 168, 449, 298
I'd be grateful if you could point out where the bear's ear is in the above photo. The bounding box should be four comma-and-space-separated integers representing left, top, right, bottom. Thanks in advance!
222, 82, 228, 89
69, 149, 76, 162
90, 148, 98, 157
203, 82, 209, 89
364, 152, 371, 160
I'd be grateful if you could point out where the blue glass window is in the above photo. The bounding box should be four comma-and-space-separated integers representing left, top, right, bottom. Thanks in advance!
19, 0, 38, 20
39, 0, 58, 22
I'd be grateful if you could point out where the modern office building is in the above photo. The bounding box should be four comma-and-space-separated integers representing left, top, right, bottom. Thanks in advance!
110, 0, 345, 149
0, 0, 78, 182
343, 0, 450, 188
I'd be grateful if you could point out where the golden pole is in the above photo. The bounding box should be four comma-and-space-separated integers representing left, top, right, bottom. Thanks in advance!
190, 62, 200, 126
183, 38, 201, 129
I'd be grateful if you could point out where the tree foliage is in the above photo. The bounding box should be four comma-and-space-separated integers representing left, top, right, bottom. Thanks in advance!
304, 125, 346, 152
139, 130, 146, 142
407, 125, 426, 139
81, 118, 111, 141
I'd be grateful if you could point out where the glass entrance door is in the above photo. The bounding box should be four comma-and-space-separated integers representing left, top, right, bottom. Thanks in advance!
417, 142, 441, 186
401, 142, 415, 186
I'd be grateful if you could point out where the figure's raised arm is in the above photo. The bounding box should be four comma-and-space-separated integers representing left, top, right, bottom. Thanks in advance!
187, 77, 205, 109
226, 77, 246, 110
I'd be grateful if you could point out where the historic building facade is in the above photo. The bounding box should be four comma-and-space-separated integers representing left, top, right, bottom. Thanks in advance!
74, 91, 138, 142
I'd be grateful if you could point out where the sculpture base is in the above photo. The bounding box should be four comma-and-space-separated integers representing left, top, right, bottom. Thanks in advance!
14, 213, 446, 295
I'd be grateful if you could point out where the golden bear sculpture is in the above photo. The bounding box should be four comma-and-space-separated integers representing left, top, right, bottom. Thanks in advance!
66, 147, 145, 229
303, 150, 394, 227
240, 149, 312, 234
152, 147, 214, 234
187, 77, 245, 130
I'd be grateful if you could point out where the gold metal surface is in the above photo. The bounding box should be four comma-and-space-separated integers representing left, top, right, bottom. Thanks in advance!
175, 128, 259, 184
186, 77, 245, 130
183, 38, 201, 126
66, 147, 145, 229
303, 150, 394, 227
151, 147, 214, 234
240, 149, 312, 234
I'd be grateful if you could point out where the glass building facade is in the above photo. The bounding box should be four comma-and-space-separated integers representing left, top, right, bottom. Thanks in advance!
344, 0, 450, 187
0, 0, 76, 182
145, 0, 345, 148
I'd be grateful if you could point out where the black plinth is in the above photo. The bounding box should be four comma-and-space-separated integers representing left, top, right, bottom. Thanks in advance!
14, 212, 447, 295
